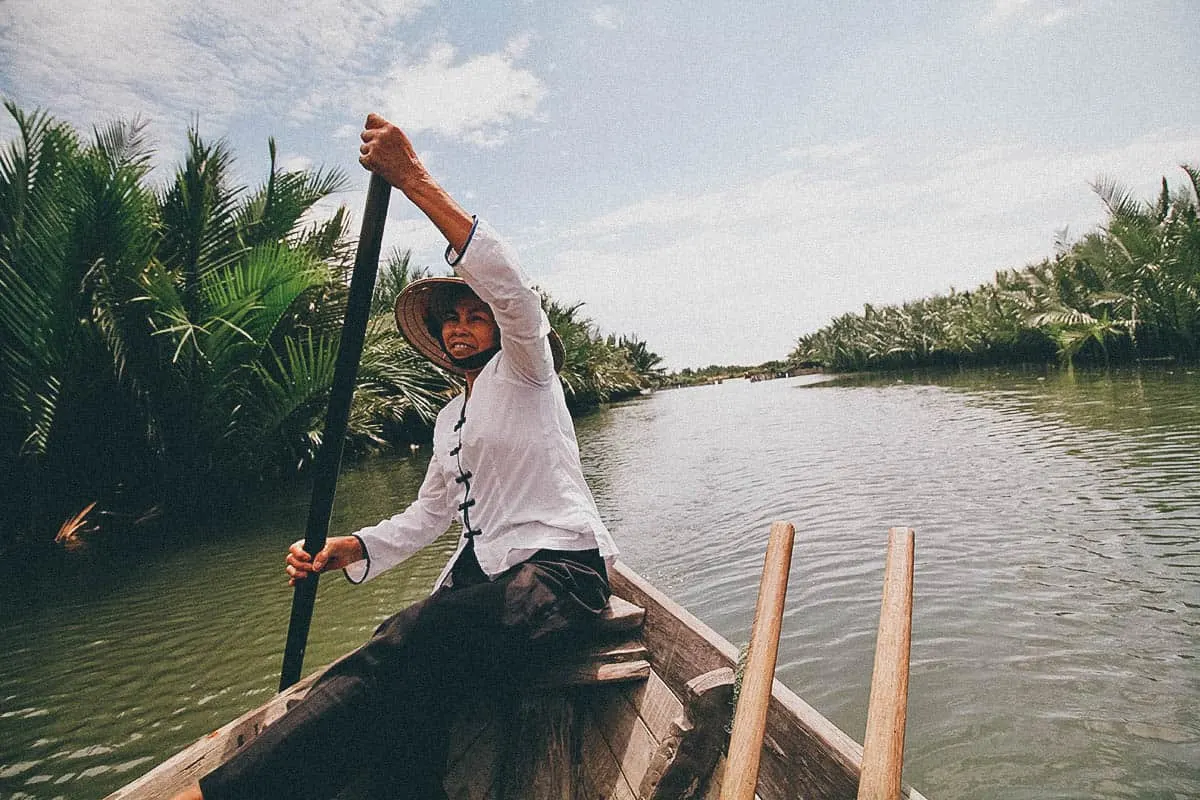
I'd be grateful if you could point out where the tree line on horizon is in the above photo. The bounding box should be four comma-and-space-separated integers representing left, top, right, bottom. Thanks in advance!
0, 103, 665, 556
790, 164, 1200, 372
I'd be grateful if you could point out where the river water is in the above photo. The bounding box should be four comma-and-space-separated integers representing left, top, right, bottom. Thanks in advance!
1, 366, 1197, 799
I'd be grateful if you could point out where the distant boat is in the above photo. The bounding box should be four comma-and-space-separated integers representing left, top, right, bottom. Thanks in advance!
107, 560, 927, 799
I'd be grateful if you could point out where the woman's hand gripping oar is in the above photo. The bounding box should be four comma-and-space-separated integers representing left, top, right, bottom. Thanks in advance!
278, 173, 392, 691
721, 520, 796, 800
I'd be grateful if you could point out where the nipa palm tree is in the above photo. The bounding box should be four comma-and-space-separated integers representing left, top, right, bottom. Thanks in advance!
0, 104, 450, 546
0, 103, 161, 541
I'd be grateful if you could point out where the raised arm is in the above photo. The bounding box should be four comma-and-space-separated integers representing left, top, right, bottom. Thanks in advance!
358, 114, 473, 253
358, 114, 556, 384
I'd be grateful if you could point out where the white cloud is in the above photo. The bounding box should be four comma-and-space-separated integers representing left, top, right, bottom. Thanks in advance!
3, 0, 232, 141
982, 0, 1086, 29
505, 33, 536, 59
783, 140, 879, 167
372, 40, 547, 147
279, 153, 314, 173
288, 35, 549, 149
0, 0, 431, 141
590, 6, 625, 30
1, 0, 548, 185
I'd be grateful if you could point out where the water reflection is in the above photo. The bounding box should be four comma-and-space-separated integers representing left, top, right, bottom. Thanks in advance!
1, 366, 1197, 798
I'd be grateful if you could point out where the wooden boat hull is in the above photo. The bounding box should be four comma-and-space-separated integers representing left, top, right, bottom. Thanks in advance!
610, 563, 926, 800
107, 561, 928, 799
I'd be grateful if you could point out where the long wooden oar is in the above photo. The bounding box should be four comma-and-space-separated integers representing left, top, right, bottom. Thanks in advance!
279, 174, 392, 691
857, 527, 916, 800
721, 520, 796, 800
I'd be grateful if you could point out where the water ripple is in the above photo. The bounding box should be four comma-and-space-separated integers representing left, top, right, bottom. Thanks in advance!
2, 367, 1198, 799
581, 368, 1199, 798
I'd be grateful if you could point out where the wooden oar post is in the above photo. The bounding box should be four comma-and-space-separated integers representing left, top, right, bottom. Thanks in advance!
721, 520, 796, 800
856, 526, 916, 800
279, 174, 391, 691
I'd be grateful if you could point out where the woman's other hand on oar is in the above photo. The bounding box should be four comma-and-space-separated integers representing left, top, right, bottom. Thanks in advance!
286, 536, 365, 585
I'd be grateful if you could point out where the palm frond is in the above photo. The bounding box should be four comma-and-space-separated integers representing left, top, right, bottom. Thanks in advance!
90, 116, 154, 178
357, 315, 455, 423
157, 129, 247, 306
0, 105, 90, 458
198, 242, 333, 375
296, 205, 353, 265
372, 247, 440, 315
229, 332, 340, 473
1092, 175, 1145, 220
236, 137, 349, 249
1029, 308, 1097, 328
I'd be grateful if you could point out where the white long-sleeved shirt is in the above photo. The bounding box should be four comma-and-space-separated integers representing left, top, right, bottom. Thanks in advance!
344, 219, 618, 589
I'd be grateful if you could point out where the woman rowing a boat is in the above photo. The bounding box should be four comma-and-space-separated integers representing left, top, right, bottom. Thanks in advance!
173, 113, 618, 800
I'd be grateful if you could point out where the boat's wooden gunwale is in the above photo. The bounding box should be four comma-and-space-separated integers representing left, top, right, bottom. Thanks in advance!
609, 561, 928, 800
107, 561, 929, 800
104, 670, 322, 799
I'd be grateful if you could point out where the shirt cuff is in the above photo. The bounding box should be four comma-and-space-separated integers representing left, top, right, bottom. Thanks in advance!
444, 216, 480, 267
342, 533, 370, 584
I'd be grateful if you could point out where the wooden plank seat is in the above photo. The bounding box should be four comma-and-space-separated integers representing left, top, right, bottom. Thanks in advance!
441, 596, 734, 800
441, 665, 735, 800
529, 594, 652, 687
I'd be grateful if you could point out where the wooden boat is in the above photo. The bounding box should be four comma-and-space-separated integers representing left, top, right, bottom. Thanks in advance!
106, 559, 927, 799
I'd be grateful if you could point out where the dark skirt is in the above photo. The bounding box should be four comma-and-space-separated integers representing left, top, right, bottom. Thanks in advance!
199, 547, 609, 800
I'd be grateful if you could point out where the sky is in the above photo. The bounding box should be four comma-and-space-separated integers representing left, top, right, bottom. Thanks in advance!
3, 0, 1198, 370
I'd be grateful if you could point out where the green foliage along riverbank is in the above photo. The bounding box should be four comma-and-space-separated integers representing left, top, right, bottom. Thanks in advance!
0, 103, 664, 557
792, 164, 1200, 372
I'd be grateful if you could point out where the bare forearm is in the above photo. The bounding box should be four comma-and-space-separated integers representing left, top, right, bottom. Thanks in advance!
398, 172, 474, 255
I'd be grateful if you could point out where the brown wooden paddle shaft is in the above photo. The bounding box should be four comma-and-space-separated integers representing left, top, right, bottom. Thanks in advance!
721, 520, 796, 800
857, 527, 916, 800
